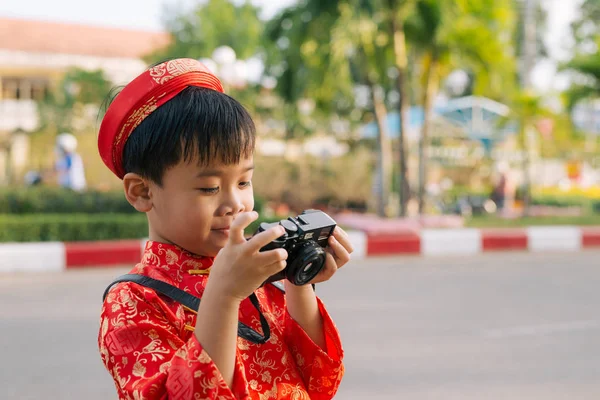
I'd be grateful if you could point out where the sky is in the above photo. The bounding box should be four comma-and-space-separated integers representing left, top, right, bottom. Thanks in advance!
0, 0, 582, 93
0, 0, 297, 30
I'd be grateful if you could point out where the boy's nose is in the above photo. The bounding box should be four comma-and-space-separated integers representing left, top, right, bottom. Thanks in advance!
226, 204, 245, 216
223, 196, 245, 216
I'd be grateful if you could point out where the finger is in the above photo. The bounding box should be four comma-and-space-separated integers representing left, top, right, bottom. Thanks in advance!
229, 211, 259, 244
247, 225, 286, 252
312, 253, 337, 283
334, 226, 349, 239
328, 236, 351, 266
263, 259, 287, 277
331, 231, 354, 254
255, 248, 288, 265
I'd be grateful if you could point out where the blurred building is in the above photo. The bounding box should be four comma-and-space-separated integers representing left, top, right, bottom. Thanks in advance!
0, 17, 169, 183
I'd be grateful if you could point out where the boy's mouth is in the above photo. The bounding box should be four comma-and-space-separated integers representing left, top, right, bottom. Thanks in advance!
211, 226, 230, 236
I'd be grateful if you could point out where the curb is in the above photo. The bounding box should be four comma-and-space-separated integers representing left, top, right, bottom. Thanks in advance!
1, 227, 600, 272
65, 239, 145, 269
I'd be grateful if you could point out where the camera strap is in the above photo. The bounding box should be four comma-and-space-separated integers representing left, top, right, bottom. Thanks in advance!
102, 274, 275, 345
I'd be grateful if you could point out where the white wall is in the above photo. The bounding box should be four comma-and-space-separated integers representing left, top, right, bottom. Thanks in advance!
0, 49, 148, 85
0, 100, 38, 132
0, 50, 150, 133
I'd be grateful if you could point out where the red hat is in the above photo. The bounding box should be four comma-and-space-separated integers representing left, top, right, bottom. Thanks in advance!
98, 58, 224, 179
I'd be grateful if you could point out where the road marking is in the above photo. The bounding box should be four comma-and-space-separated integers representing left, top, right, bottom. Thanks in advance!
483, 320, 600, 338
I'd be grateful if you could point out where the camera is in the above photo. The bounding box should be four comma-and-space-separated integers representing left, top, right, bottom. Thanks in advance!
253, 209, 337, 286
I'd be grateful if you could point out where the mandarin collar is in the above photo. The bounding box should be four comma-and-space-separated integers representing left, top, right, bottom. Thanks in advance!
141, 240, 213, 279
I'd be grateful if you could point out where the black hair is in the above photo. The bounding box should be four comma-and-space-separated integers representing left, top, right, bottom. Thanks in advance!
121, 86, 256, 185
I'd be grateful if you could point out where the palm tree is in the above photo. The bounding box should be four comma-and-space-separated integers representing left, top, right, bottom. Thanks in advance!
387, 0, 414, 217
266, 0, 397, 217
563, 53, 600, 110
560, 0, 600, 109
405, 0, 517, 214
330, 1, 397, 217
503, 90, 552, 216
561, 0, 599, 154
264, 1, 346, 140
145, 0, 264, 63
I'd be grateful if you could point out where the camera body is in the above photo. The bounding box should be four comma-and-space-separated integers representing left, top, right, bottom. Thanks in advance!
254, 209, 337, 286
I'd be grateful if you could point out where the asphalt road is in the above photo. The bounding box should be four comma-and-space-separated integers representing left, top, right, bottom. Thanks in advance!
1, 251, 600, 399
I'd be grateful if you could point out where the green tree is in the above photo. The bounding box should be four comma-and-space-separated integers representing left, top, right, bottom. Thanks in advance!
405, 0, 517, 213
147, 0, 264, 63
564, 52, 600, 109
263, 1, 344, 140
513, 0, 549, 65
329, 1, 399, 217
504, 90, 552, 216
570, 0, 600, 46
37, 68, 112, 134
266, 0, 406, 217
387, 0, 415, 216
563, 0, 600, 109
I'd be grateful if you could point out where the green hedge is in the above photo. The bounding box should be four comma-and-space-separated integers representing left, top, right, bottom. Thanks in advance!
531, 194, 586, 208
530, 195, 600, 213
0, 187, 135, 214
0, 213, 281, 242
467, 214, 600, 228
0, 187, 266, 215
0, 214, 148, 242
0, 186, 275, 242
445, 187, 600, 214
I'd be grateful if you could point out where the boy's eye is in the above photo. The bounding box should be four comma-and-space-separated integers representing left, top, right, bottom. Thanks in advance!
199, 187, 219, 194
239, 181, 252, 188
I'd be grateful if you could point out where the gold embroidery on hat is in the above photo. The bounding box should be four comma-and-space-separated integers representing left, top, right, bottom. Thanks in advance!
149, 59, 206, 85
113, 96, 159, 167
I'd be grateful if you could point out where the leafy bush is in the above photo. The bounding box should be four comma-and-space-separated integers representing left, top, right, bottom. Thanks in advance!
0, 213, 280, 242
467, 214, 600, 228
252, 150, 374, 212
0, 187, 267, 215
0, 214, 148, 242
531, 195, 587, 208
0, 187, 134, 214
530, 194, 600, 213
446, 186, 600, 214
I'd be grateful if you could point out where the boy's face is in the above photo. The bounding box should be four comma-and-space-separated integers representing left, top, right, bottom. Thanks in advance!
146, 155, 255, 257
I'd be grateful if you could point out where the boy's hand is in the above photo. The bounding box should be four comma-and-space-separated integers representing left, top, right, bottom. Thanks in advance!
206, 211, 288, 302
310, 226, 353, 284
282, 226, 353, 349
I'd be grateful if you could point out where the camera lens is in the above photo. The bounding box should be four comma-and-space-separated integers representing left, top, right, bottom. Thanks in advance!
303, 262, 313, 273
286, 242, 326, 285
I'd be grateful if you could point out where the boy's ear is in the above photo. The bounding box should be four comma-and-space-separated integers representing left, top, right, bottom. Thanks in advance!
123, 172, 153, 212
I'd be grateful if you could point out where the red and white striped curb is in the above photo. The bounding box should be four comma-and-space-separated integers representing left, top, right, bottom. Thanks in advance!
0, 239, 146, 273
1, 227, 600, 272
365, 227, 600, 256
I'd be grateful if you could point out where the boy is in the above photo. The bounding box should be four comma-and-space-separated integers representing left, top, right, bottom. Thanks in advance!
97, 58, 353, 399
